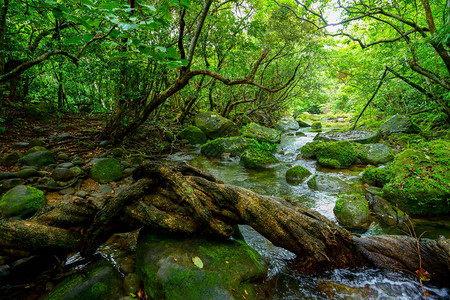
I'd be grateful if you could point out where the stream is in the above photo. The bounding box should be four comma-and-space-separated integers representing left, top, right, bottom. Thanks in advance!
163, 128, 450, 299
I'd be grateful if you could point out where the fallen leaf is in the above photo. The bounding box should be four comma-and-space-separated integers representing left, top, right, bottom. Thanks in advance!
192, 256, 203, 268
174, 258, 178, 261
225, 261, 229, 264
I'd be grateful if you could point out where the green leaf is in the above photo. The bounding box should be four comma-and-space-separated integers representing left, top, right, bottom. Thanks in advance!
52, 7, 64, 19
192, 256, 203, 269
64, 36, 83, 44
180, 0, 191, 8
82, 33, 95, 42
118, 23, 139, 31
109, 29, 120, 39
141, 4, 157, 12
156, 46, 167, 53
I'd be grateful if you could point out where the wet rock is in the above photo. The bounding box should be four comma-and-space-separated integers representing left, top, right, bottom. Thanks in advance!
19, 150, 56, 167
43, 260, 123, 300
314, 130, 380, 144
295, 131, 306, 136
285, 165, 311, 184
0, 178, 25, 190
240, 148, 279, 169
118, 256, 136, 275
307, 175, 352, 193
334, 194, 372, 230
194, 111, 240, 139
317, 280, 378, 299
380, 114, 420, 134
51, 168, 75, 182
366, 193, 408, 227
99, 140, 111, 147
177, 125, 207, 145
355, 143, 394, 165
122, 168, 135, 178
201, 137, 255, 158
242, 122, 282, 143
0, 185, 46, 218
15, 168, 38, 179
301, 141, 357, 169
311, 122, 322, 129
275, 117, 300, 132
123, 273, 140, 295
2, 152, 20, 167
32, 126, 47, 133
90, 158, 122, 183
296, 120, 310, 127
69, 166, 83, 177
136, 229, 267, 300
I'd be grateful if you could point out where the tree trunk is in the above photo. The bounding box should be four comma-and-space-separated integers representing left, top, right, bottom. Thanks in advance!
1, 163, 449, 285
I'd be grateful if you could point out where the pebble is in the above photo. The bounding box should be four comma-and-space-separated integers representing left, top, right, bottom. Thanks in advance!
59, 187, 75, 195
99, 184, 113, 194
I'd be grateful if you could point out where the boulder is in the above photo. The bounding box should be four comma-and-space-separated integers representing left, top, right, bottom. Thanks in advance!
26, 146, 47, 154
311, 122, 322, 129
240, 148, 279, 169
52, 168, 75, 182
19, 150, 56, 167
361, 167, 391, 187
2, 152, 20, 166
333, 194, 372, 230
366, 193, 408, 227
307, 175, 352, 193
301, 141, 357, 168
43, 260, 123, 300
297, 120, 310, 128
355, 143, 394, 165
285, 165, 312, 184
381, 140, 450, 215
90, 158, 122, 183
241, 123, 282, 143
194, 112, 239, 139
275, 117, 299, 132
314, 130, 379, 144
136, 229, 267, 300
200, 137, 255, 158
15, 168, 38, 179
177, 125, 207, 145
0, 178, 25, 190
0, 185, 46, 218
380, 114, 420, 134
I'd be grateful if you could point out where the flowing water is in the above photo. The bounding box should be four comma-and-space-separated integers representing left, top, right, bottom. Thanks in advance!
163, 128, 450, 299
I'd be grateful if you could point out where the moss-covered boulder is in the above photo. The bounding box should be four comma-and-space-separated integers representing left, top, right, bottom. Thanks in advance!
307, 175, 352, 193
0, 185, 46, 218
311, 122, 322, 129
241, 122, 282, 143
201, 137, 255, 158
315, 130, 380, 144
136, 229, 267, 300
275, 117, 299, 132
355, 143, 394, 165
177, 125, 207, 145
2, 152, 20, 166
367, 193, 408, 227
333, 194, 372, 230
285, 165, 311, 184
381, 140, 450, 215
300, 141, 357, 168
44, 260, 123, 300
19, 150, 56, 167
296, 120, 310, 128
194, 111, 239, 139
361, 167, 391, 187
90, 158, 122, 183
240, 148, 279, 169
380, 114, 420, 134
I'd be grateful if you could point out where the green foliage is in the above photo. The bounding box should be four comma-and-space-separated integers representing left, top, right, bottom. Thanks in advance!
362, 167, 392, 187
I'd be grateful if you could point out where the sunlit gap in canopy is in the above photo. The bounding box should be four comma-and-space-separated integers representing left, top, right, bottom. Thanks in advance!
291, 0, 344, 33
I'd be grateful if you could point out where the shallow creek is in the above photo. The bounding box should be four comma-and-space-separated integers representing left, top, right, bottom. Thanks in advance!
162, 128, 450, 299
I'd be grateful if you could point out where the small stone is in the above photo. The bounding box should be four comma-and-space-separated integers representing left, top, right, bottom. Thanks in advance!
15, 168, 38, 179
57, 153, 70, 161
19, 150, 56, 167
33, 126, 46, 133
59, 187, 75, 195
57, 133, 71, 139
59, 162, 73, 168
69, 166, 83, 177
12, 142, 29, 149
0, 178, 25, 190
76, 191, 88, 198
71, 157, 85, 166
52, 168, 75, 182
26, 146, 47, 154
2, 152, 20, 167
122, 168, 135, 178
99, 184, 113, 194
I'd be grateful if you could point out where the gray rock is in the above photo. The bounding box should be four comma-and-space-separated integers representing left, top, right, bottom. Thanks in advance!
366, 193, 408, 227
2, 152, 20, 166
12, 142, 29, 148
122, 168, 135, 178
380, 114, 420, 134
242, 122, 282, 143
356, 143, 394, 165
56, 133, 72, 139
275, 117, 300, 132
59, 187, 75, 195
19, 150, 56, 167
0, 178, 25, 190
120, 160, 131, 169
59, 162, 74, 168
0, 185, 46, 218
99, 140, 111, 147
32, 126, 46, 133
16, 168, 38, 179
76, 191, 88, 198
57, 153, 70, 161
194, 111, 240, 139
315, 130, 380, 144
99, 184, 113, 194
52, 168, 75, 182
307, 175, 352, 193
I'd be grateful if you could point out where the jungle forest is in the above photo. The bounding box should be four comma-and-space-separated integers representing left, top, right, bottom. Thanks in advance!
0, 0, 449, 299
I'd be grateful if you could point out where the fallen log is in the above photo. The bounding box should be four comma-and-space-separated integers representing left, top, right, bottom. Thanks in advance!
0, 163, 448, 285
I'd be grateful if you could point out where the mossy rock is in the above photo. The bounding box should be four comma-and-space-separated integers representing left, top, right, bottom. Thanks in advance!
194, 111, 240, 139
0, 185, 46, 218
380, 114, 421, 134
311, 122, 322, 129
361, 167, 391, 187
285, 165, 311, 184
315, 130, 380, 144
387, 133, 425, 149
26, 146, 47, 154
2, 152, 20, 167
136, 229, 267, 300
19, 150, 56, 167
90, 158, 122, 183
200, 137, 255, 158
177, 125, 207, 145
44, 260, 123, 300
334, 194, 372, 230
354, 143, 394, 165
381, 140, 450, 216
367, 194, 408, 227
240, 148, 279, 170
307, 175, 352, 193
301, 141, 357, 168
241, 122, 282, 143
296, 120, 311, 128
275, 117, 299, 132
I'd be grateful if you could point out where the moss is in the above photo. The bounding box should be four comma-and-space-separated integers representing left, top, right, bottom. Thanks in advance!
362, 167, 391, 187
300, 141, 321, 158
311, 122, 322, 129
177, 125, 207, 145
0, 185, 46, 218
200, 136, 255, 158
286, 165, 312, 184
241, 122, 282, 143
381, 139, 450, 215
90, 158, 122, 183
334, 194, 371, 229
240, 148, 279, 169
